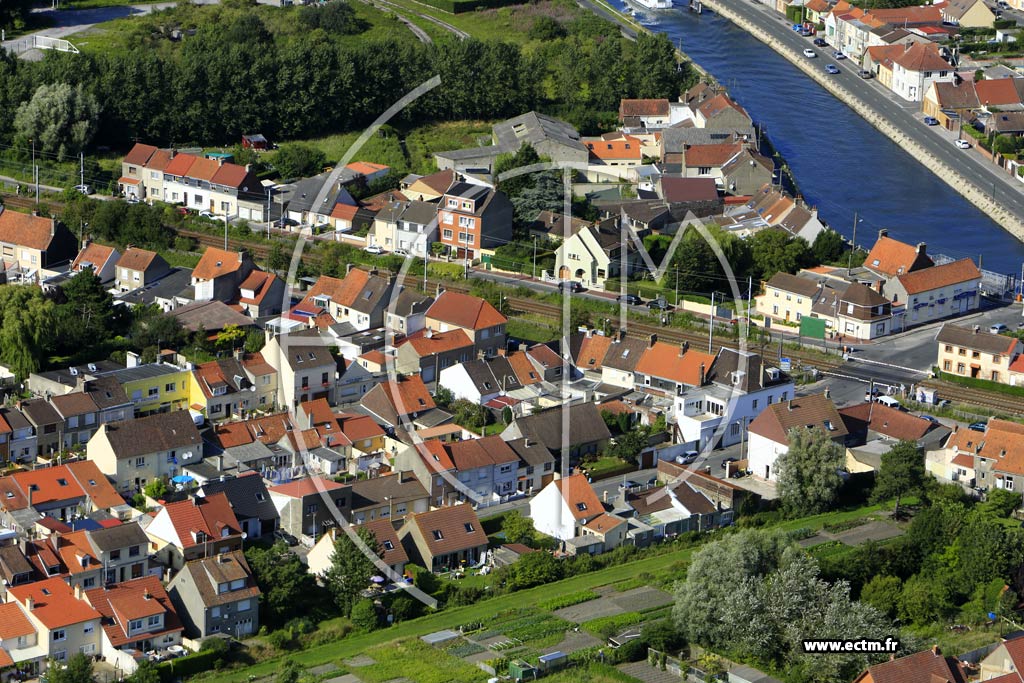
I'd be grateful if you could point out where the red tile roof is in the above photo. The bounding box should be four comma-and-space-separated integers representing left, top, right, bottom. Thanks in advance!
123, 143, 158, 166
864, 234, 933, 277
445, 435, 519, 471
586, 134, 643, 162
193, 247, 245, 280
0, 602, 34, 640
347, 161, 389, 175
893, 42, 950, 72
975, 78, 1023, 107
269, 477, 347, 499
164, 153, 197, 178
426, 291, 507, 330
853, 647, 965, 683
748, 393, 847, 445
0, 211, 56, 251
507, 350, 542, 385
684, 142, 742, 168
330, 203, 360, 222
576, 334, 613, 370
211, 162, 251, 189
838, 402, 933, 441
8, 577, 101, 630
897, 258, 980, 295
363, 518, 408, 567
336, 413, 385, 443
634, 342, 716, 386
86, 576, 183, 648
619, 99, 670, 119
553, 474, 602, 521
399, 328, 473, 356
381, 376, 436, 415
116, 247, 159, 272
72, 242, 116, 273
160, 492, 242, 549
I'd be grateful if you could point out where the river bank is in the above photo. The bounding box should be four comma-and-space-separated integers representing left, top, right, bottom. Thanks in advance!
695, 0, 1024, 242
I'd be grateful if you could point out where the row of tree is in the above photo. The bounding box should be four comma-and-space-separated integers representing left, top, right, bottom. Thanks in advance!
0, 7, 690, 159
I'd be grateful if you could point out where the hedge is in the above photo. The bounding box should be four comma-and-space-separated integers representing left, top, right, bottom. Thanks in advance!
581, 611, 644, 639
417, 0, 520, 13
935, 368, 1024, 398
155, 649, 223, 681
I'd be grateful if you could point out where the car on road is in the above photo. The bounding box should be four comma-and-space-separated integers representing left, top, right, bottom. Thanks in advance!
799, 28, 813, 36
955, 139, 972, 149
274, 217, 299, 228
616, 293, 643, 306
825, 64, 840, 75
73, 184, 93, 195
618, 480, 638, 491
675, 450, 700, 465
813, 37, 828, 46
990, 323, 1009, 334
721, 457, 740, 471
832, 50, 847, 60
198, 211, 217, 219
919, 414, 941, 425
865, 387, 882, 401
557, 280, 583, 293
126, 196, 141, 204
923, 116, 939, 126
393, 248, 410, 257
969, 422, 988, 432
792, 23, 804, 31
647, 298, 672, 311
803, 48, 817, 58
858, 69, 873, 79
364, 245, 384, 255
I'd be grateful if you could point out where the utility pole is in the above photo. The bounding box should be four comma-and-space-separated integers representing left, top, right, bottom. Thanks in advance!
31, 138, 37, 205
532, 236, 537, 279
708, 291, 715, 353
847, 211, 858, 276
266, 187, 272, 240
79, 152, 84, 190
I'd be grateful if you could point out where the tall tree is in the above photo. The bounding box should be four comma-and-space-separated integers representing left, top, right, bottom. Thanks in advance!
775, 427, 844, 516
13, 83, 101, 160
245, 542, 323, 628
47, 653, 94, 683
871, 440, 925, 517
323, 526, 379, 616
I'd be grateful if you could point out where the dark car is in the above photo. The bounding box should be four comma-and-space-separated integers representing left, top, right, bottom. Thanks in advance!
274, 217, 299, 228
557, 281, 583, 293
647, 298, 672, 311
858, 69, 873, 79
616, 293, 643, 306
919, 415, 940, 425
813, 37, 828, 46
969, 422, 987, 432
720, 457, 739, 470
923, 116, 939, 126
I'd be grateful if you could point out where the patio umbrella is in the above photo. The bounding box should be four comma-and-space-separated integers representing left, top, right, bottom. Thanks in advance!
370, 575, 386, 584
171, 475, 194, 484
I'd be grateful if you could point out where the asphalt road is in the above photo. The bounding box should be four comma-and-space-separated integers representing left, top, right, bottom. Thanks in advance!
714, 0, 1024, 229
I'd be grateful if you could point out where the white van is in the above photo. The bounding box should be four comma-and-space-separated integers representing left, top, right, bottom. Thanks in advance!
876, 396, 902, 410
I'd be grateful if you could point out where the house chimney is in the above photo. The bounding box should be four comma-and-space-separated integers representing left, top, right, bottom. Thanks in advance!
74, 584, 83, 601
787, 399, 794, 411
25, 596, 34, 611
699, 363, 706, 385
878, 228, 888, 239
916, 242, 926, 256
143, 588, 151, 600
679, 342, 686, 357
617, 329, 627, 342
648, 334, 658, 348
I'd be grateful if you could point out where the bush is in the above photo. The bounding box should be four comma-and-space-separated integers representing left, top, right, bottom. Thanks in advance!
537, 590, 599, 611
582, 611, 644, 639
157, 646, 225, 679
351, 599, 380, 631
613, 638, 649, 663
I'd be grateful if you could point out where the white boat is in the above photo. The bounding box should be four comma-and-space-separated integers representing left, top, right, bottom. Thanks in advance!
626, 0, 674, 10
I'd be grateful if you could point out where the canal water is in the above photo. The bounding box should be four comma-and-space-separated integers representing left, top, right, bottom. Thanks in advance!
624, 3, 1024, 275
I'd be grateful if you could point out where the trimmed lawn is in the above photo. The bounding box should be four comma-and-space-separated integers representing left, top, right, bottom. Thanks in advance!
507, 318, 558, 344
584, 456, 635, 481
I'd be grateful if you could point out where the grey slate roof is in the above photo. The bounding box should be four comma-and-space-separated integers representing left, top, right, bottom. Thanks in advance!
101, 410, 202, 460
115, 268, 193, 307
506, 402, 611, 452
492, 111, 587, 153
87, 522, 149, 553
601, 338, 648, 373
199, 474, 278, 523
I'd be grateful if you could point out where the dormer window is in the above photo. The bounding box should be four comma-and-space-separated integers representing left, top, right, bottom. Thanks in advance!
57, 479, 67, 487
464, 523, 475, 533
383, 540, 394, 551
432, 530, 444, 540
576, 502, 587, 512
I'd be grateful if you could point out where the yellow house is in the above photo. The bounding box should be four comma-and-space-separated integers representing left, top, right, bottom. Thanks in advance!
941, 0, 995, 28
755, 272, 820, 324
936, 323, 1022, 384
106, 363, 193, 415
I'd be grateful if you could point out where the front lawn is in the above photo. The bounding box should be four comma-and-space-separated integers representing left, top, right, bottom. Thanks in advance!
583, 456, 634, 481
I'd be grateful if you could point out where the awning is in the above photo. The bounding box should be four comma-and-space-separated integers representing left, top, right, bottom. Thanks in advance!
118, 176, 141, 185
971, 363, 981, 369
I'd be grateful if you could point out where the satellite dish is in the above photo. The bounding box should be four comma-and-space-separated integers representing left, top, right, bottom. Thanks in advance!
241, 532, 248, 540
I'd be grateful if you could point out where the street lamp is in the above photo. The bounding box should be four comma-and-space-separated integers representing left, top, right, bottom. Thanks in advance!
847, 212, 863, 275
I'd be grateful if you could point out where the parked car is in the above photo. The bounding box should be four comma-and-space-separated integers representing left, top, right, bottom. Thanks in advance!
126, 196, 141, 204
618, 480, 638, 491
675, 450, 700, 465
273, 529, 298, 546
813, 37, 828, 47
720, 457, 739, 470
969, 422, 988, 432
923, 116, 939, 126
616, 293, 643, 306
174, 206, 189, 216
990, 323, 1009, 334
274, 217, 299, 228
802, 48, 817, 58
364, 245, 384, 255
920, 415, 941, 425
799, 28, 813, 36
792, 23, 804, 31
858, 69, 873, 79
832, 50, 847, 60
955, 139, 972, 149
647, 298, 671, 311
198, 210, 216, 219
825, 64, 840, 74
557, 280, 583, 293
865, 387, 882, 401
393, 248, 410, 257
73, 184, 93, 195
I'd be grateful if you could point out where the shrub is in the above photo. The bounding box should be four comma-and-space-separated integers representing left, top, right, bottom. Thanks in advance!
582, 612, 644, 639
538, 590, 599, 611
351, 599, 380, 631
